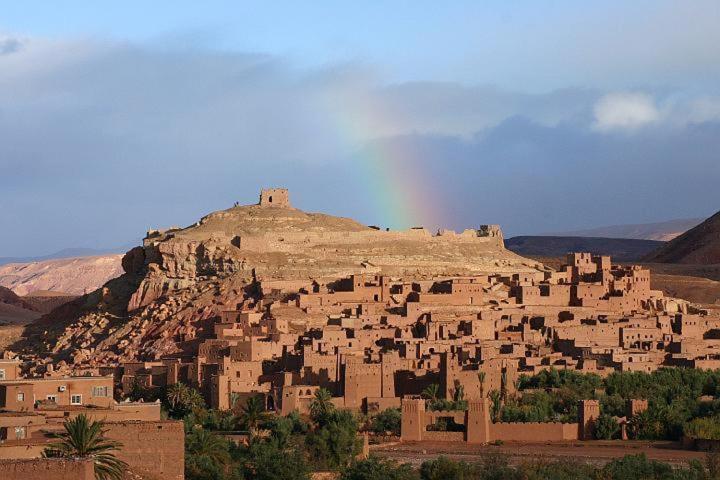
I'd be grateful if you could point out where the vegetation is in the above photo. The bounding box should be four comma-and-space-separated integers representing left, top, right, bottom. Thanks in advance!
370, 408, 402, 435
44, 414, 128, 480
341, 457, 418, 480
505, 368, 720, 441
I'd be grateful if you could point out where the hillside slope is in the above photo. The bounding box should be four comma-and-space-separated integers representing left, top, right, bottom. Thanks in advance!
644, 211, 720, 264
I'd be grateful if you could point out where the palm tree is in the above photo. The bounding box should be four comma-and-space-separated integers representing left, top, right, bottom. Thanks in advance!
236, 395, 268, 433
477, 371, 486, 398
44, 414, 128, 480
166, 382, 204, 418
421, 383, 440, 402
309, 388, 334, 422
489, 390, 502, 423
185, 427, 231, 466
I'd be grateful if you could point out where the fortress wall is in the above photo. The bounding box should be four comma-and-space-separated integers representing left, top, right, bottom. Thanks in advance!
0, 458, 94, 480
104, 420, 184, 480
491, 422, 579, 442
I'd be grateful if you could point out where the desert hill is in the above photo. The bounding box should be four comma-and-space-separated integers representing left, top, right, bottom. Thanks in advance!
505, 236, 664, 262
548, 218, 702, 241
15, 189, 539, 369
0, 254, 124, 296
644, 210, 720, 264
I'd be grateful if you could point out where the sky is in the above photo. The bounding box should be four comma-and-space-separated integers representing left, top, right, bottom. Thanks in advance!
1, 1, 720, 256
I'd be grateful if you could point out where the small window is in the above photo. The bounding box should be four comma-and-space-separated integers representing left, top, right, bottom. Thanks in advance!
71, 394, 82, 405
17, 392, 25, 402
0, 369, 5, 380
46, 395, 57, 402
92, 386, 108, 397
14, 426, 26, 440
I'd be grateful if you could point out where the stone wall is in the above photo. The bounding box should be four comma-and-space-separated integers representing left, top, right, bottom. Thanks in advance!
0, 458, 94, 480
104, 420, 184, 480
491, 422, 578, 442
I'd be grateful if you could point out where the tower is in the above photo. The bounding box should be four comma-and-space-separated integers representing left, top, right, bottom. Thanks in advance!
578, 399, 600, 440
259, 188, 290, 207
466, 398, 491, 443
400, 397, 425, 442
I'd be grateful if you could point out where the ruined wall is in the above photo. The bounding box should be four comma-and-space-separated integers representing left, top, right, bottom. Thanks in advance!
0, 458, 94, 480
104, 420, 184, 480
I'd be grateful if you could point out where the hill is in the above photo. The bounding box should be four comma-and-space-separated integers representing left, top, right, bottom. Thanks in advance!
505, 236, 665, 262
548, 218, 702, 241
644, 211, 720, 264
0, 255, 124, 296
0, 243, 136, 267
15, 189, 539, 368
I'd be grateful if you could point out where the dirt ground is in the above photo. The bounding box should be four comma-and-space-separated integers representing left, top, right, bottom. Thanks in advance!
372, 440, 708, 467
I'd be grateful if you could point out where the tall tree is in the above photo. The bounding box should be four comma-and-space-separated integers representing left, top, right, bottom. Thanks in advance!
44, 414, 128, 480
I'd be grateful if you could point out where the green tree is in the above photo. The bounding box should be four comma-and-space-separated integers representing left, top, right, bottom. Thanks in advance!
341, 456, 418, 480
238, 440, 310, 480
306, 410, 362, 470
44, 414, 128, 480
422, 384, 440, 402
236, 395, 269, 434
594, 414, 620, 440
310, 388, 335, 424
370, 408, 402, 435
185, 427, 232, 479
166, 382, 205, 419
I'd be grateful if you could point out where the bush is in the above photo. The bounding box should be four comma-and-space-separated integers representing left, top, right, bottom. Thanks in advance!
236, 440, 310, 480
370, 408, 402, 435
419, 456, 469, 480
594, 413, 620, 440
341, 456, 418, 480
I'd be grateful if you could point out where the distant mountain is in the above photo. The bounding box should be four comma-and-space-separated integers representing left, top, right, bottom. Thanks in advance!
644, 211, 720, 264
0, 254, 124, 296
547, 218, 703, 242
506, 236, 665, 262
0, 242, 137, 266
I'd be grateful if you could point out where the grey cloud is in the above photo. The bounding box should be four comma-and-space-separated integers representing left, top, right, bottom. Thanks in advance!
0, 38, 718, 256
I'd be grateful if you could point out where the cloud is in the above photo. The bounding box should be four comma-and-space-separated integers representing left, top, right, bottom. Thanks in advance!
0, 35, 718, 255
0, 36, 21, 55
592, 92, 660, 131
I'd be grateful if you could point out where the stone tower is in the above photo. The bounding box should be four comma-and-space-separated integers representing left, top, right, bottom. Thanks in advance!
400, 397, 425, 442
578, 399, 600, 440
259, 188, 290, 207
466, 398, 491, 443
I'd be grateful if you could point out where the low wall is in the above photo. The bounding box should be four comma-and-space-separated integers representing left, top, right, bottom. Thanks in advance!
104, 420, 184, 480
423, 431, 465, 442
0, 458, 94, 480
0, 442, 45, 460
491, 422, 579, 442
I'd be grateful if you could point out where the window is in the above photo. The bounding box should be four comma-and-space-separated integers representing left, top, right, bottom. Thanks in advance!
92, 386, 108, 397
0, 369, 5, 380
16, 392, 24, 402
14, 426, 26, 440
71, 394, 82, 405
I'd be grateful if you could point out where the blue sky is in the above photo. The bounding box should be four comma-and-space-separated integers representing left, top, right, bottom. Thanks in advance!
1, 1, 719, 256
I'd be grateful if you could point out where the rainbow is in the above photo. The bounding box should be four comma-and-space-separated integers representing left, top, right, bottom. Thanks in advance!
324, 87, 446, 231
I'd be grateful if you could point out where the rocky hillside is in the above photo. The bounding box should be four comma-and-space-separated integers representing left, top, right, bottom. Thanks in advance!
644, 211, 720, 264
14, 195, 539, 370
0, 255, 124, 296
